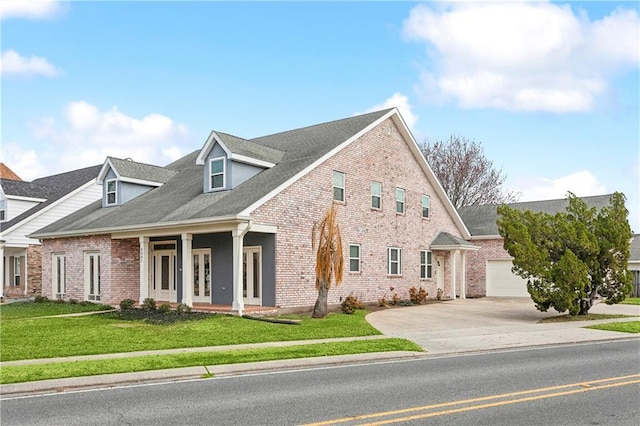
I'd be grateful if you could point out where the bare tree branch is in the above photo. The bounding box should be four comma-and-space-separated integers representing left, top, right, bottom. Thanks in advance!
421, 136, 519, 209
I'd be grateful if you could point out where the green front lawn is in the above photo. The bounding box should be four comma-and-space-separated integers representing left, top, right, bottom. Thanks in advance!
621, 297, 640, 305
0, 302, 382, 362
0, 300, 113, 320
586, 321, 640, 333
0, 338, 421, 384
539, 313, 632, 323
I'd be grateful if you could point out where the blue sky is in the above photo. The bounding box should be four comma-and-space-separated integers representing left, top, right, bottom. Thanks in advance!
2, 1, 639, 231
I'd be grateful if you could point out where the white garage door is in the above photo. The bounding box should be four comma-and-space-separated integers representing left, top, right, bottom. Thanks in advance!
486, 260, 530, 297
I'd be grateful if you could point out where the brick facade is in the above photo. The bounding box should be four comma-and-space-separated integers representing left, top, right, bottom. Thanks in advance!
251, 117, 466, 309
27, 244, 42, 295
465, 238, 511, 297
41, 235, 139, 305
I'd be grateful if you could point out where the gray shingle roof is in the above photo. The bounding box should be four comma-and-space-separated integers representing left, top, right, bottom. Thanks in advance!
431, 232, 477, 249
32, 109, 393, 237
216, 132, 285, 164
1, 165, 102, 232
107, 157, 176, 184
458, 194, 616, 237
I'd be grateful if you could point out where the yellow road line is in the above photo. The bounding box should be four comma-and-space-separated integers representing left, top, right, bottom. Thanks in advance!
304, 374, 640, 426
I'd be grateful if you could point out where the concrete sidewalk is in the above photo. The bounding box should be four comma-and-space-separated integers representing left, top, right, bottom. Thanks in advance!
1, 298, 638, 398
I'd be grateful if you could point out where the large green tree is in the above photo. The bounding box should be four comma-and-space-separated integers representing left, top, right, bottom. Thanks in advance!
497, 192, 632, 315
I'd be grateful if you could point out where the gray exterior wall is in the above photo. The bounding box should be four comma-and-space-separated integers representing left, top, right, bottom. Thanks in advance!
203, 143, 265, 192
120, 182, 155, 205
231, 162, 263, 189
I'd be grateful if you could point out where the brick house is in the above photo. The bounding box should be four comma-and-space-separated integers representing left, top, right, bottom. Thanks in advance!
32, 109, 478, 314
1, 164, 102, 299
458, 194, 620, 297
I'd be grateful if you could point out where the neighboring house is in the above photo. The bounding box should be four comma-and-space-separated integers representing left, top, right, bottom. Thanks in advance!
630, 234, 639, 297
458, 194, 623, 298
0, 165, 102, 298
31, 108, 478, 315
0, 163, 22, 181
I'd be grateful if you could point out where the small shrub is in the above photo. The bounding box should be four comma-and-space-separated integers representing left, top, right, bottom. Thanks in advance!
34, 295, 49, 303
436, 288, 443, 300
391, 293, 401, 305
141, 298, 157, 311
341, 294, 365, 314
409, 286, 429, 304
399, 300, 413, 306
176, 303, 191, 314
378, 295, 389, 308
69, 299, 78, 304
119, 299, 136, 310
158, 303, 172, 313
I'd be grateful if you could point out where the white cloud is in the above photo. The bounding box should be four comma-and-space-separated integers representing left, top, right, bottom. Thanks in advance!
0, 0, 61, 20
1, 49, 61, 77
363, 93, 419, 129
403, 2, 640, 113
19, 101, 190, 176
515, 170, 607, 202
0, 144, 46, 182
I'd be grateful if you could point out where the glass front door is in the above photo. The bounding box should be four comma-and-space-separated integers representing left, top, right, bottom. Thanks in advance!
153, 250, 176, 302
193, 249, 211, 303
243, 247, 261, 305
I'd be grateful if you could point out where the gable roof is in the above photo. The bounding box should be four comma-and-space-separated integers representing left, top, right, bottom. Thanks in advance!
97, 157, 177, 186
431, 232, 478, 250
1, 165, 102, 232
458, 194, 616, 237
31, 109, 470, 239
196, 131, 285, 167
0, 163, 21, 181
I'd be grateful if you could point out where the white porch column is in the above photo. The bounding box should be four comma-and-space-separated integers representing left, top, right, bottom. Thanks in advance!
450, 250, 458, 300
232, 222, 251, 316
460, 251, 466, 299
182, 233, 193, 307
0, 243, 4, 298
139, 237, 149, 304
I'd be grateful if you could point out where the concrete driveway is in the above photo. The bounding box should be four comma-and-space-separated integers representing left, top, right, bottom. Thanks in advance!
366, 297, 640, 354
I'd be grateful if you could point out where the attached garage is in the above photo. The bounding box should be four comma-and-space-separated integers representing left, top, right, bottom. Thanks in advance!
486, 259, 530, 297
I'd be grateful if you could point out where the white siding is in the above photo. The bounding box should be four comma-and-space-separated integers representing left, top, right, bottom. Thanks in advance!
2, 182, 102, 246
6, 198, 41, 221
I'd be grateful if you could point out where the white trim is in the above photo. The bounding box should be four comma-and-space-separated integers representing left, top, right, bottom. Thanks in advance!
430, 244, 479, 251
395, 187, 405, 214
387, 247, 402, 276
196, 132, 231, 165
52, 253, 66, 297
333, 170, 345, 203
420, 250, 433, 279
209, 156, 227, 191
118, 177, 164, 187
238, 109, 398, 216
371, 181, 382, 210
5, 195, 47, 203
348, 244, 361, 273
84, 251, 101, 301
230, 154, 275, 168
422, 194, 430, 218
105, 178, 118, 206
468, 234, 502, 240
97, 158, 166, 186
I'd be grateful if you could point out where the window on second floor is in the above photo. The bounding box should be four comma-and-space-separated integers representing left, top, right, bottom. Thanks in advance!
422, 195, 430, 218
210, 157, 226, 190
333, 171, 345, 202
396, 188, 405, 214
371, 181, 381, 210
0, 209, 5, 222
106, 179, 117, 206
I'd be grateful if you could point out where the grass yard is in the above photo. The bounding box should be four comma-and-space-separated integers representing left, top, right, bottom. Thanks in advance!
0, 301, 383, 361
586, 321, 640, 334
621, 297, 640, 305
0, 338, 421, 384
539, 313, 633, 323
0, 300, 113, 320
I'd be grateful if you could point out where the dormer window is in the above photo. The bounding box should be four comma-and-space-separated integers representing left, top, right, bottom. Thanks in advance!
106, 179, 117, 205
210, 157, 226, 190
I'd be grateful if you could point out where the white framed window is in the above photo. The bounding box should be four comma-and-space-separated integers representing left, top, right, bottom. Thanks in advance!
333, 171, 345, 202
0, 209, 5, 222
52, 253, 66, 297
209, 157, 226, 190
420, 250, 433, 279
371, 181, 381, 210
106, 179, 117, 205
387, 247, 402, 276
13, 257, 21, 286
349, 244, 361, 273
395, 188, 405, 214
84, 252, 101, 301
422, 195, 430, 218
